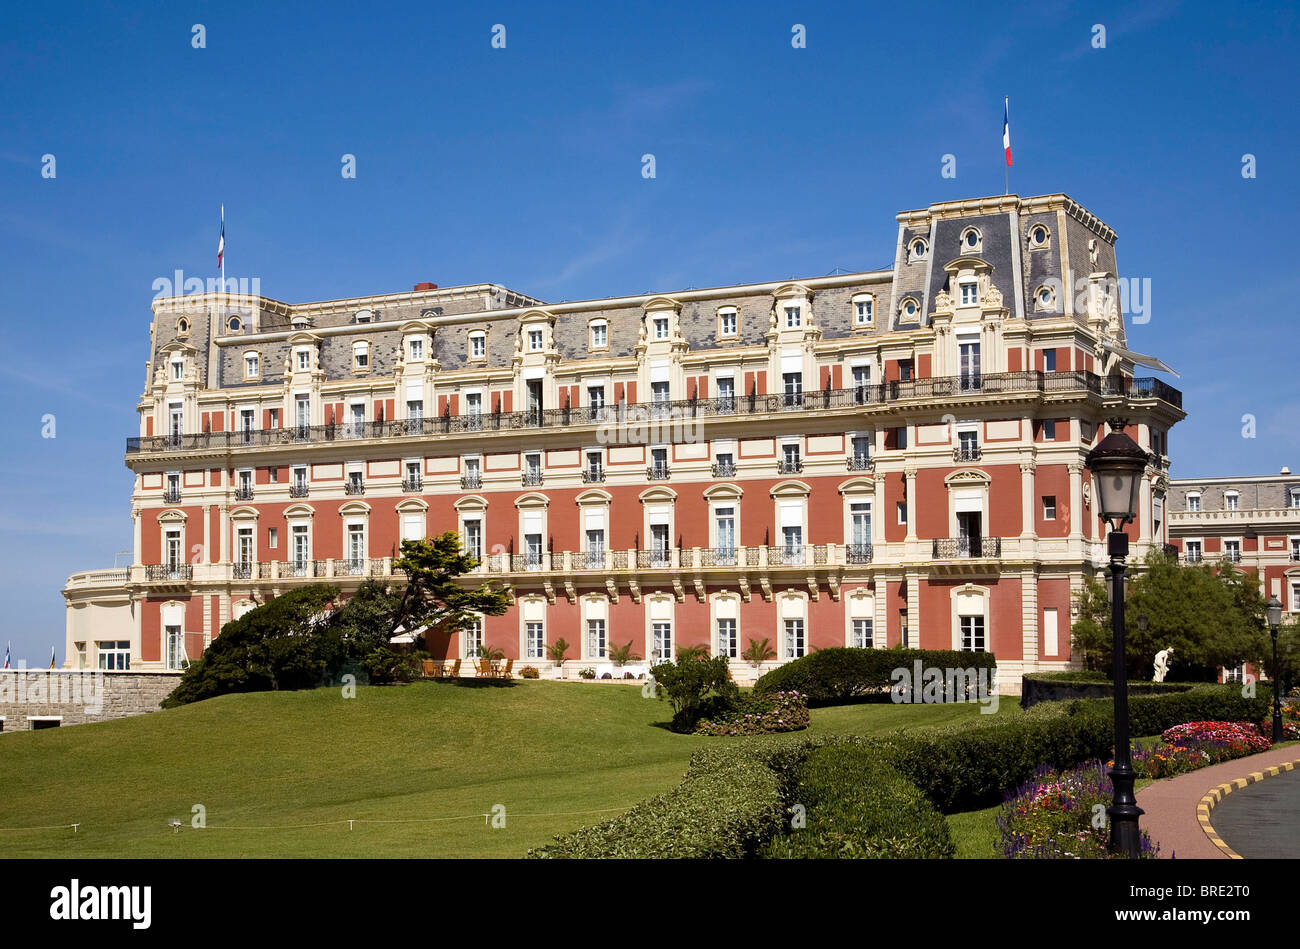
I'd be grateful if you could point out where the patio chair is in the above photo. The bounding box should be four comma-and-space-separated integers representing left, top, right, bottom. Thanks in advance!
498, 658, 514, 680
443, 659, 462, 679
422, 659, 437, 679
476, 658, 494, 678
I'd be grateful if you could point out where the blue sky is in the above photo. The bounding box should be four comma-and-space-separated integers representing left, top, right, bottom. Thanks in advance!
1, 0, 1296, 663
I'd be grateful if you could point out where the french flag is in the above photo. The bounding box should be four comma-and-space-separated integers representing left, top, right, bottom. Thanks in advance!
3, 641, 9, 669
217, 204, 225, 271
1003, 98, 1013, 166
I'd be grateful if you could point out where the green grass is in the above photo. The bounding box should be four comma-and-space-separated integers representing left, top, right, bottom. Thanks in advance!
0, 680, 989, 858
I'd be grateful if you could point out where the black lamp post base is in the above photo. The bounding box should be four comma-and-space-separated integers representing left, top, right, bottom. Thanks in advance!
1107, 761, 1145, 856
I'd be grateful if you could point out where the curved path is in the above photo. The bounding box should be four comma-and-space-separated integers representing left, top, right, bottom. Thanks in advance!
1205, 763, 1300, 858
1134, 746, 1300, 859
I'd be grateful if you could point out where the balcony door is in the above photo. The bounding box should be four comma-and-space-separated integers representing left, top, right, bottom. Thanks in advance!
956, 511, 983, 557
958, 339, 981, 390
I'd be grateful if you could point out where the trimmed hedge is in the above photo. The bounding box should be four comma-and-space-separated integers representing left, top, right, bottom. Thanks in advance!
753, 647, 998, 707
530, 683, 1274, 856
1020, 673, 1191, 708
765, 744, 954, 859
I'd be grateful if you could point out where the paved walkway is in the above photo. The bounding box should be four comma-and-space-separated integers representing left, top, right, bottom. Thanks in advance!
1208, 765, 1300, 858
1135, 745, 1300, 859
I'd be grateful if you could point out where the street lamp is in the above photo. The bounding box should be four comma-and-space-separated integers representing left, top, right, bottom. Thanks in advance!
1268, 596, 1284, 743
1086, 417, 1153, 857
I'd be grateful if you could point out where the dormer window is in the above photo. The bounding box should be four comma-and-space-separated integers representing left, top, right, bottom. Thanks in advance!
1034, 284, 1057, 311
590, 320, 607, 350
227, 317, 241, 333
1029, 225, 1050, 249
653, 317, 669, 340
528, 329, 544, 352
899, 297, 919, 321
852, 294, 874, 327
355, 309, 373, 324
784, 306, 802, 328
291, 316, 309, 331
409, 337, 424, 361
295, 348, 310, 371
960, 227, 982, 253
959, 282, 978, 306
170, 356, 184, 381
909, 238, 928, 262
1224, 491, 1239, 511
718, 307, 738, 337
1187, 492, 1201, 512
176, 318, 190, 336
244, 353, 260, 380
353, 341, 369, 371
469, 332, 486, 359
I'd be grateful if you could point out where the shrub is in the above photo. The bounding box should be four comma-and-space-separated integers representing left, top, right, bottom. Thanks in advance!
520, 665, 540, 679
766, 744, 954, 859
997, 761, 1160, 859
754, 647, 997, 707
362, 646, 423, 684
577, 667, 596, 680
649, 654, 738, 732
695, 691, 810, 736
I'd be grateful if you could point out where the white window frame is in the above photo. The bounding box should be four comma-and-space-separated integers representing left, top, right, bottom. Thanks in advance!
469, 332, 487, 360
717, 306, 738, 338
589, 320, 607, 350
851, 294, 874, 327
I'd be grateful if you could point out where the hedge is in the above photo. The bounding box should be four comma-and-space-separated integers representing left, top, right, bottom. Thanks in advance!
765, 744, 954, 859
530, 683, 1274, 856
1020, 673, 1192, 708
753, 647, 998, 707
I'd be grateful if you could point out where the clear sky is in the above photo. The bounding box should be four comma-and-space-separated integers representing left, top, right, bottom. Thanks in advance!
1, 0, 1296, 664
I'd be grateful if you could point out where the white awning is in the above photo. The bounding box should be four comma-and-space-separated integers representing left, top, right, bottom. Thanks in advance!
1100, 340, 1179, 377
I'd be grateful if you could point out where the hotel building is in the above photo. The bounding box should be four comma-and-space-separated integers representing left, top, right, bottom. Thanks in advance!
63, 193, 1185, 682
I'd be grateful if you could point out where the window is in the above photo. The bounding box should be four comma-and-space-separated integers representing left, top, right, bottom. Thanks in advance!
346, 462, 364, 494
462, 455, 481, 488
653, 317, 669, 340
957, 428, 980, 460
900, 298, 919, 320
909, 239, 927, 262
849, 434, 872, 468
98, 641, 131, 671
652, 621, 673, 662
165, 627, 184, 670
1036, 286, 1055, 309
849, 501, 872, 561
1290, 490, 1300, 510
526, 622, 545, 659
244, 353, 259, 379
782, 372, 803, 408
346, 523, 367, 571
268, 408, 280, 430
960, 615, 986, 651
235, 526, 254, 575
1224, 539, 1241, 563
649, 447, 669, 480
960, 282, 978, 306
958, 339, 981, 388
1292, 581, 1300, 612
1042, 419, 1057, 441
1289, 536, 1299, 561
585, 450, 604, 481
852, 294, 874, 326
784, 618, 805, 659
528, 329, 544, 351
296, 349, 310, 371
714, 450, 735, 477
781, 441, 802, 473
176, 318, 189, 336
1043, 350, 1057, 372
1225, 491, 1239, 511
164, 472, 181, 503
651, 380, 670, 412
714, 506, 736, 558
268, 527, 278, 549
228, 317, 241, 333
650, 523, 670, 565
716, 376, 735, 412
718, 307, 738, 337
464, 619, 484, 659
717, 618, 737, 658
170, 357, 184, 381
961, 227, 981, 252
1185, 540, 1203, 563
587, 619, 607, 660
852, 365, 872, 404
899, 610, 909, 648
897, 501, 907, 526
590, 321, 607, 349
463, 518, 482, 562
236, 468, 253, 498
587, 385, 606, 420
1043, 496, 1057, 520
353, 341, 369, 371
291, 525, 309, 571
409, 337, 424, 361
784, 306, 801, 328
404, 460, 422, 490
470, 333, 486, 359
852, 618, 872, 649
585, 526, 605, 567
1187, 493, 1201, 513
1030, 225, 1049, 247
401, 511, 425, 544
524, 452, 542, 485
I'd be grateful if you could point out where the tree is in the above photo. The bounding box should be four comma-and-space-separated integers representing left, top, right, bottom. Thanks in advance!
1071, 549, 1271, 679
391, 534, 511, 651
162, 585, 340, 707
649, 652, 738, 732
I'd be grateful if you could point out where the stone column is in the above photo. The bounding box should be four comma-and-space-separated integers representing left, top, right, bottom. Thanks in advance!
906, 572, 920, 649
904, 466, 918, 543
1020, 460, 1037, 539
1068, 463, 1084, 539
1021, 569, 1039, 671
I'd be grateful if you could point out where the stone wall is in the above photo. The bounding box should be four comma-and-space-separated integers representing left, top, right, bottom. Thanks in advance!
0, 671, 180, 733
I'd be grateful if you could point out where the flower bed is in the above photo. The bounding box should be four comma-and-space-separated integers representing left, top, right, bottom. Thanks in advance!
1117, 721, 1272, 780
694, 690, 810, 736
997, 761, 1160, 859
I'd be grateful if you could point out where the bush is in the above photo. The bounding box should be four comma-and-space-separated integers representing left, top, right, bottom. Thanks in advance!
361, 646, 423, 684
530, 738, 810, 858
649, 654, 738, 732
695, 691, 810, 736
578, 667, 595, 680
766, 744, 954, 859
754, 647, 998, 707
520, 665, 540, 679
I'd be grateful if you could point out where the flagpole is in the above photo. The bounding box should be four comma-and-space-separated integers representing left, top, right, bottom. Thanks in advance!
1004, 96, 1009, 196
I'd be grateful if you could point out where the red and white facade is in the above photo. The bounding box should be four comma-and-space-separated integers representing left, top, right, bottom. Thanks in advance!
64, 193, 1185, 684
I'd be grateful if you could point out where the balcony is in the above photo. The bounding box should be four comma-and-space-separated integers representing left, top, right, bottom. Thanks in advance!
777, 458, 804, 474
234, 485, 255, 501
233, 562, 254, 579
768, 545, 805, 566
162, 488, 182, 503
646, 465, 671, 481
521, 471, 544, 487
282, 560, 325, 578
511, 552, 550, 571
125, 373, 1184, 456
932, 537, 1002, 559
402, 477, 423, 492
711, 462, 736, 478
289, 483, 310, 498
344, 479, 365, 496
637, 549, 673, 569
460, 473, 482, 490
699, 547, 738, 567
847, 455, 873, 472
953, 445, 982, 462
145, 564, 192, 581
581, 468, 606, 483
846, 543, 874, 564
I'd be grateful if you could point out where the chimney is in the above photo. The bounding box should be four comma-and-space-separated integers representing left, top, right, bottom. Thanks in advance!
413, 282, 438, 292
1282, 466, 1292, 475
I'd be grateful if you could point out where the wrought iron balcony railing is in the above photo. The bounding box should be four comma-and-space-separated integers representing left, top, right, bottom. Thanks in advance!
402, 477, 422, 492
126, 372, 1182, 455
953, 445, 982, 462
711, 462, 736, 477
847, 455, 873, 471
932, 537, 1002, 559
521, 471, 544, 487
699, 547, 738, 567
145, 564, 192, 581
233, 562, 254, 579
646, 465, 671, 481
162, 488, 182, 503
581, 468, 606, 483
289, 483, 310, 498
344, 479, 365, 495
234, 485, 255, 500
460, 474, 482, 489
776, 459, 803, 474
637, 549, 673, 569
846, 543, 874, 564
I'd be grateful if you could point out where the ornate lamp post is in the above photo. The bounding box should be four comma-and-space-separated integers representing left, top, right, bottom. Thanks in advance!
1268, 596, 1284, 743
1086, 418, 1152, 857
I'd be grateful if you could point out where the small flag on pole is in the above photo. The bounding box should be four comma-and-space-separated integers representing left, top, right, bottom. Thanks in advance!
49, 646, 56, 669
1003, 97, 1013, 167
3, 641, 10, 669
217, 204, 225, 273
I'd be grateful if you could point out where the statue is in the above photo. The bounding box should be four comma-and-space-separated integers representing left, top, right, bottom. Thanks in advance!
1152, 646, 1175, 683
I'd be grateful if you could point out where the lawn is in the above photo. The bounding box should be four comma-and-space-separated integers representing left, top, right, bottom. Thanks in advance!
0, 680, 999, 858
